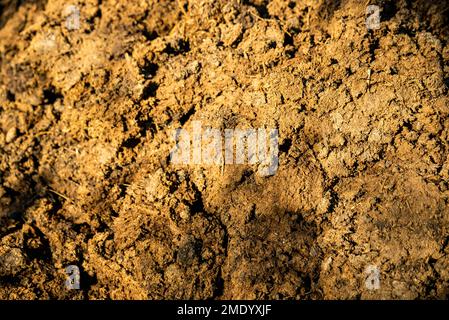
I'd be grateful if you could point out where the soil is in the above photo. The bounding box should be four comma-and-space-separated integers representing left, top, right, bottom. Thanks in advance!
1, 0, 449, 299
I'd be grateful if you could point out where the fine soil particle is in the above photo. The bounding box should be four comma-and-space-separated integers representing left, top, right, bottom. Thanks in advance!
1, 0, 449, 299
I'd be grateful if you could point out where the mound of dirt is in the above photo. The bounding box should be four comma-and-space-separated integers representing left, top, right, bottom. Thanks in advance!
1, 0, 449, 299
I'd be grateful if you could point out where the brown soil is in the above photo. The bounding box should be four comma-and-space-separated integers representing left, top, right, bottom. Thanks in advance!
1, 0, 449, 299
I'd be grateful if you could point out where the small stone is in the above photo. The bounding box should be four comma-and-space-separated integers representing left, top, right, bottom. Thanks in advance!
187, 60, 201, 74
178, 202, 191, 220
5, 127, 17, 143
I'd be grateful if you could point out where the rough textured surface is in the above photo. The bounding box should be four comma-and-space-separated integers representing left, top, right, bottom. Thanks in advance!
0, 0, 449, 299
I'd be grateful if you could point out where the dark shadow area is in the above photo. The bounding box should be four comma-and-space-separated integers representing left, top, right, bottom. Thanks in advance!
318, 0, 449, 34
242, 0, 271, 19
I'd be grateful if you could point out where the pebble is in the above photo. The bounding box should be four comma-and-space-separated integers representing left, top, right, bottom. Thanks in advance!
5, 127, 17, 143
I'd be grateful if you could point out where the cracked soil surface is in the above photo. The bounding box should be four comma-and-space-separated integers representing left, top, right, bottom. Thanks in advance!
1, 0, 449, 299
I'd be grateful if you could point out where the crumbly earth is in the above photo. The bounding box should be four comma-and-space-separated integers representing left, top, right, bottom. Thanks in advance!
0, 0, 449, 299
